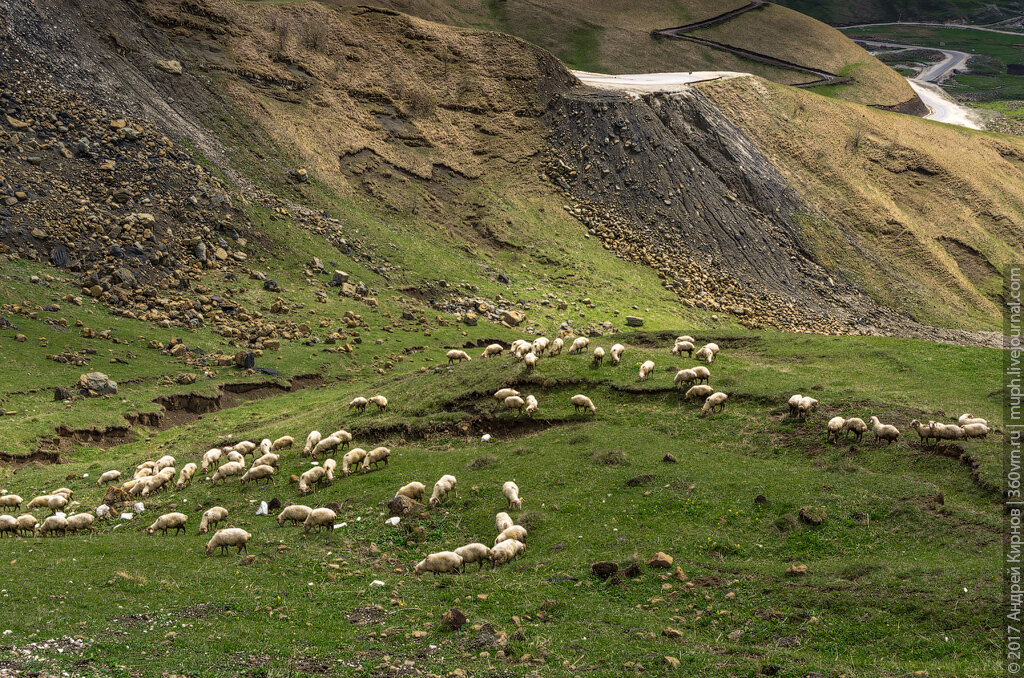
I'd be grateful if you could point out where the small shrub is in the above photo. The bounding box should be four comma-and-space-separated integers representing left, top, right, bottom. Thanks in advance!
403, 85, 437, 117
516, 510, 542, 531
593, 449, 627, 466
468, 454, 497, 470
297, 18, 329, 52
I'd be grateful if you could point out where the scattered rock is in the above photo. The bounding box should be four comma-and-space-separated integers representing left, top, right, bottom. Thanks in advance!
77, 371, 117, 396
662, 453, 677, 463
662, 627, 683, 638
664, 656, 681, 668
500, 310, 524, 326
754, 494, 770, 505
441, 608, 467, 632
155, 59, 183, 75
798, 506, 826, 526
648, 552, 673, 569
591, 561, 618, 579
625, 315, 644, 327
785, 563, 809, 577
387, 495, 415, 517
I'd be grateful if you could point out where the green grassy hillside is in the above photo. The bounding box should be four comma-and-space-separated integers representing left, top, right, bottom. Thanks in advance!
774, 0, 1024, 25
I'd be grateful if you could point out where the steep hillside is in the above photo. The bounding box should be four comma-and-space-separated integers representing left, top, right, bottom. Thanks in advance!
774, 0, 1024, 25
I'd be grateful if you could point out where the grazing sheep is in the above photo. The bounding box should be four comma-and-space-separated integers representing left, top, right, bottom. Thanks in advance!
674, 369, 697, 387
677, 335, 695, 344
549, 337, 564, 356
638, 360, 655, 381
694, 343, 720, 364
226, 450, 245, 464
37, 515, 67, 537
368, 395, 388, 413
312, 435, 342, 459
447, 350, 471, 364
787, 394, 803, 418
240, 464, 276, 486
692, 366, 711, 384
303, 431, 322, 456
481, 343, 504, 359
568, 337, 589, 355
342, 448, 368, 476
258, 439, 272, 457
205, 528, 251, 555
26, 495, 53, 510
298, 466, 327, 494
303, 507, 337, 534
277, 504, 312, 527
232, 441, 257, 456
869, 416, 900, 445
272, 436, 294, 451
0, 515, 17, 538
495, 512, 514, 533
148, 512, 188, 536
958, 413, 989, 427
592, 347, 605, 366
348, 397, 368, 413
489, 539, 526, 567
252, 453, 280, 469
47, 495, 68, 514
397, 482, 426, 503
930, 421, 965, 443
210, 461, 245, 487
842, 417, 868, 442
685, 385, 714, 401
533, 337, 550, 355
909, 419, 936, 445
133, 466, 154, 480
52, 488, 73, 500
963, 423, 991, 439
826, 417, 846, 443
16, 514, 37, 537
124, 479, 145, 496
610, 343, 625, 365
510, 339, 530, 355
502, 481, 523, 510
797, 397, 819, 421
154, 455, 176, 472
671, 341, 694, 358
524, 353, 538, 371
201, 448, 222, 472
176, 463, 198, 490
495, 525, 528, 544
414, 551, 463, 576
524, 394, 539, 416
700, 392, 728, 416
66, 513, 95, 534
429, 475, 457, 507
571, 394, 596, 414
0, 494, 23, 512
96, 470, 121, 487
504, 395, 525, 415
455, 544, 492, 571
198, 507, 228, 534
327, 430, 353, 450
323, 458, 337, 483
494, 388, 520, 401
361, 447, 391, 472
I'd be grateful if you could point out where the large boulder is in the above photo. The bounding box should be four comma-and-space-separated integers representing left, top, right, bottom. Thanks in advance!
78, 372, 117, 396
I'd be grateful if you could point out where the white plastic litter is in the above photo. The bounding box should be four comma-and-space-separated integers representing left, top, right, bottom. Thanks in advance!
370, 580, 385, 587
481, 434, 492, 442
256, 501, 269, 516
385, 516, 401, 527
82, 473, 89, 478
333, 522, 347, 530
120, 513, 133, 520
132, 502, 145, 513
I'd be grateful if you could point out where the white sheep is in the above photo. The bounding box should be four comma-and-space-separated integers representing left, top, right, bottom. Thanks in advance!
277, 504, 312, 527
16, 514, 37, 537
397, 482, 426, 503
638, 360, 655, 381
480, 343, 504, 359
318, 458, 335, 484
502, 481, 523, 510
694, 343, 720, 364
303, 431, 322, 456
826, 417, 846, 443
258, 439, 272, 457
311, 435, 342, 459
205, 528, 251, 555
26, 495, 53, 510
210, 461, 246, 486
342, 448, 368, 476
495, 525, 528, 544
869, 416, 900, 445
691, 366, 710, 383
226, 450, 245, 464
201, 448, 222, 472
495, 512, 514, 533
47, 495, 68, 514
198, 507, 228, 534
701, 392, 728, 416
958, 413, 989, 427
549, 337, 564, 356
148, 512, 188, 536
533, 337, 550, 355
568, 336, 589, 355
298, 466, 327, 494
963, 423, 991, 439
154, 455, 176, 472
494, 388, 521, 401
787, 394, 803, 418
414, 551, 463, 576
175, 463, 198, 490
447, 349, 471, 364
252, 452, 280, 469
368, 395, 388, 413
674, 369, 697, 387
240, 464, 276, 486
232, 441, 256, 456
677, 335, 695, 344
96, 470, 121, 486
65, 513, 95, 534
510, 339, 530, 356
504, 395, 525, 415
37, 515, 67, 537
455, 543, 492, 571
429, 475, 457, 506
489, 539, 525, 566
592, 347, 605, 366
361, 447, 391, 472
842, 417, 868, 442
930, 421, 965, 443
272, 436, 294, 451
303, 507, 337, 533
0, 515, 17, 538
524, 394, 539, 416
133, 466, 154, 480
327, 430, 353, 450
523, 353, 538, 370
348, 397, 368, 413
571, 394, 596, 414
909, 419, 935, 445
0, 494, 23, 512
797, 397, 819, 421
671, 341, 694, 358
610, 343, 625, 365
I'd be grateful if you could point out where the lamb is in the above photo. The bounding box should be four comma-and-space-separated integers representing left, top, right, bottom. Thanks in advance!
510, 339, 530, 356
480, 343, 504, 359
797, 397, 819, 421
272, 436, 294, 451
568, 337, 589, 355
674, 369, 697, 387
252, 453, 280, 469
0, 494, 22, 512
455, 544, 492, 571
524, 394, 539, 416
494, 388, 521, 401
210, 461, 246, 487
671, 341, 694, 358
123, 479, 145, 496
0, 515, 16, 538
65, 513, 95, 534
397, 482, 426, 503
571, 394, 596, 414
96, 470, 121, 486
909, 419, 936, 445
700, 392, 728, 416
638, 360, 655, 381
841, 417, 868, 442
298, 466, 327, 494
134, 466, 154, 480
240, 464, 276, 486
429, 475, 457, 506
504, 395, 525, 415
963, 422, 991, 439
348, 397, 368, 413
958, 413, 989, 427
277, 504, 312, 527
258, 438, 272, 457
147, 512, 188, 536
869, 416, 900, 445
175, 463, 198, 490
787, 394, 803, 418
930, 421, 965, 443
311, 435, 342, 459
366, 395, 388, 413
532, 337, 550, 355
691, 366, 711, 384
27, 495, 54, 510
205, 528, 251, 555
592, 347, 605, 366
502, 481, 523, 510
16, 514, 37, 537
201, 448, 223, 472
226, 450, 245, 465
328, 430, 354, 450
154, 455, 176, 472
495, 512, 514, 533
303, 431, 322, 456
524, 352, 538, 370
610, 343, 625, 365
694, 343, 720, 364
47, 495, 68, 514
302, 507, 337, 533
549, 337, 564, 356
52, 487, 73, 500
826, 417, 846, 443
495, 525, 528, 544
323, 458, 337, 483
447, 349, 471, 364
361, 447, 391, 472
198, 507, 228, 534
232, 441, 257, 456
37, 515, 67, 537
341, 448, 368, 476
414, 551, 463, 576
489, 539, 526, 566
